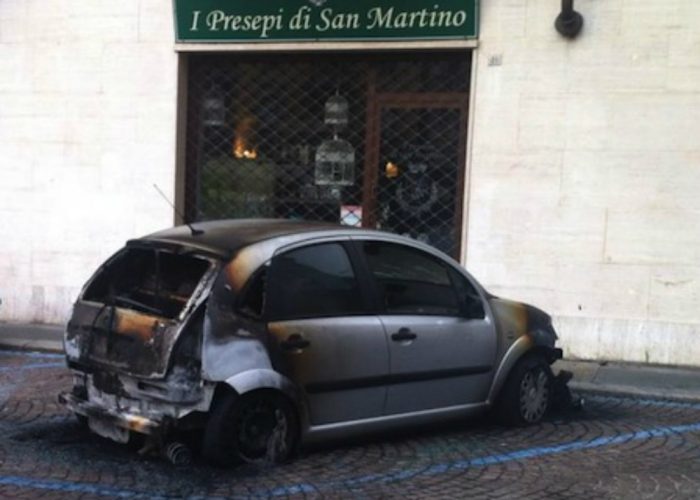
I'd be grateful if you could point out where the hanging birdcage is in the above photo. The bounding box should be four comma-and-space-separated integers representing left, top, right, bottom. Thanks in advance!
314, 138, 355, 186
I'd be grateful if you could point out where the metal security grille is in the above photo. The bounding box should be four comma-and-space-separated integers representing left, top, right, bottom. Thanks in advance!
184, 51, 471, 257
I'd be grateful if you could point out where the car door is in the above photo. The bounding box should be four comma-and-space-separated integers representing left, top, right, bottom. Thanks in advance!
357, 239, 497, 415
265, 241, 389, 426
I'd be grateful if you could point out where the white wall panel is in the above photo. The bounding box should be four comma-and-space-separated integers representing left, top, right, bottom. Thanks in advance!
0, 0, 178, 324
470, 0, 700, 365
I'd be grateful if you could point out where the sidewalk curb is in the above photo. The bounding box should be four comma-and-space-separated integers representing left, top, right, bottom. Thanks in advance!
569, 382, 700, 404
557, 359, 700, 403
0, 323, 63, 353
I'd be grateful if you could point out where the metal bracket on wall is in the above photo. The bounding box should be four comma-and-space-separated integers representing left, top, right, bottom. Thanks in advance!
555, 0, 584, 39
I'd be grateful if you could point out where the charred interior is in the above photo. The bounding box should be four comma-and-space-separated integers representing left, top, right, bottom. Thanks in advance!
64, 246, 218, 379
83, 247, 211, 319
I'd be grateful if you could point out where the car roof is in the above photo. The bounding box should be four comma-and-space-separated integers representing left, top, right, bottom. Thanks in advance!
135, 219, 368, 257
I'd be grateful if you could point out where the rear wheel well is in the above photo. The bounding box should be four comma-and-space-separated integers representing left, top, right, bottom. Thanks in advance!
210, 381, 237, 409
209, 384, 299, 421
203, 384, 301, 465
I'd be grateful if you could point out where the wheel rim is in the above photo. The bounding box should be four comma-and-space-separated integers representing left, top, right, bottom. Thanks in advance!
235, 399, 289, 463
519, 368, 549, 423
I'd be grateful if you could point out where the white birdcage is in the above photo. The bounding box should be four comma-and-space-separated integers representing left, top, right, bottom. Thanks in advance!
314, 138, 355, 186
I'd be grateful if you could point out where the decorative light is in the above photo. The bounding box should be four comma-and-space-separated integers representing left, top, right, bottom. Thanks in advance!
385, 161, 400, 179
232, 116, 258, 160
555, 0, 584, 39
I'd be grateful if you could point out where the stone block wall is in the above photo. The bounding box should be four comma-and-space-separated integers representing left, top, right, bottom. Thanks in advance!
0, 0, 179, 323
469, 0, 700, 365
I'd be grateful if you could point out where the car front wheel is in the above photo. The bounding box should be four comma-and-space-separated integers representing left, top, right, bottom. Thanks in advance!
496, 354, 552, 426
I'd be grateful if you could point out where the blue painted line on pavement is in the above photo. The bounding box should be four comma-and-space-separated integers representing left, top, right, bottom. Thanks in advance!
2, 420, 700, 498
265, 483, 318, 497
0, 350, 65, 372
444, 421, 700, 469
270, 420, 700, 495
0, 350, 64, 360
0, 362, 65, 372
2, 396, 700, 498
0, 475, 172, 499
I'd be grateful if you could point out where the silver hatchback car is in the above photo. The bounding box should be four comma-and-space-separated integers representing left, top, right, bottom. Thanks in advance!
60, 219, 565, 465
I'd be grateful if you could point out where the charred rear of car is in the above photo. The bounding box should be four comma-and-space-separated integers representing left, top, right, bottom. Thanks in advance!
60, 243, 220, 457
83, 246, 210, 318
59, 220, 571, 466
64, 244, 217, 376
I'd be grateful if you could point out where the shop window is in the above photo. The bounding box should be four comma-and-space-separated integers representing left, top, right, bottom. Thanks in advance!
185, 51, 471, 257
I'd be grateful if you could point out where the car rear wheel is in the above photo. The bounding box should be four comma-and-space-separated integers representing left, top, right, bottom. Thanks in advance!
75, 414, 88, 427
496, 354, 552, 426
202, 390, 299, 466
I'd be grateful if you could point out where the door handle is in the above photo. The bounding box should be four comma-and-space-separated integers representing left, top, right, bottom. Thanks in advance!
281, 333, 310, 351
391, 328, 417, 342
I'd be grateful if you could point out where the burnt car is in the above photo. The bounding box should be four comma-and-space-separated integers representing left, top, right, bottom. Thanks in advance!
60, 219, 565, 465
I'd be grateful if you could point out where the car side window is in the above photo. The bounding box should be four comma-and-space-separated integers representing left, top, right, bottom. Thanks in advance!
237, 266, 268, 319
447, 267, 486, 319
362, 241, 462, 316
266, 243, 364, 320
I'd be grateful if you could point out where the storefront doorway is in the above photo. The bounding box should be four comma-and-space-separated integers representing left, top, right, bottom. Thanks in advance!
365, 93, 468, 256
184, 51, 471, 257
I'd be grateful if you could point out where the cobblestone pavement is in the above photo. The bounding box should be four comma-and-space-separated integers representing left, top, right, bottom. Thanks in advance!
2, 350, 700, 499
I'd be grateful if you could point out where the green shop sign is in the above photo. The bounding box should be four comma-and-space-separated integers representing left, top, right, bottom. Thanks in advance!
174, 0, 478, 42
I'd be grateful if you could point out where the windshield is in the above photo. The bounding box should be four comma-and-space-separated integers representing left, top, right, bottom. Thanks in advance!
82, 247, 212, 319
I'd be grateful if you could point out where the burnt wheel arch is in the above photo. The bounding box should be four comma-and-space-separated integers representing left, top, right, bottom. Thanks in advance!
202, 386, 301, 466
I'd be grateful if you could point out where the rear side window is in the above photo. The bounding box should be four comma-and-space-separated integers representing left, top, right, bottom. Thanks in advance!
83, 247, 211, 319
237, 266, 267, 319
266, 243, 363, 320
362, 242, 460, 315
